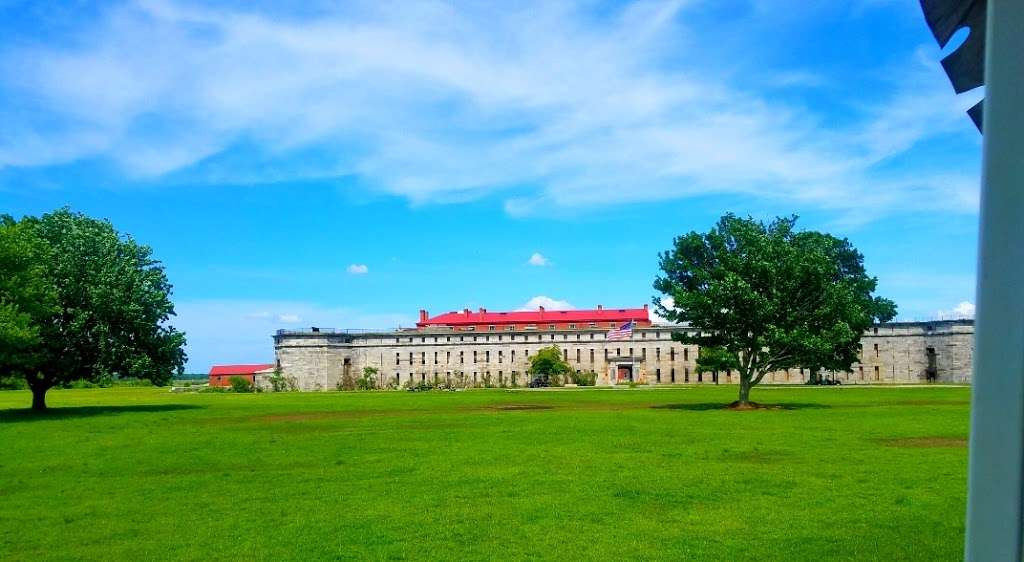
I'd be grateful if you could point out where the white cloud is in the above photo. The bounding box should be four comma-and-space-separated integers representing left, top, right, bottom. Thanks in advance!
936, 301, 975, 320
651, 296, 675, 324
517, 296, 574, 311
276, 313, 302, 324
526, 252, 549, 267
346, 264, 369, 275
0, 1, 980, 222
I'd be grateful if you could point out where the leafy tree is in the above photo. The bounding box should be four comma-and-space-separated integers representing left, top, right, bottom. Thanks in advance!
0, 218, 58, 390
528, 345, 572, 384
696, 346, 738, 384
654, 214, 896, 407
357, 366, 379, 390
0, 209, 187, 410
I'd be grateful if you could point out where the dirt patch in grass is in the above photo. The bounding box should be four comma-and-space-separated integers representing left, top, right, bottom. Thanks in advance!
652, 402, 829, 412
878, 436, 967, 448
490, 405, 554, 411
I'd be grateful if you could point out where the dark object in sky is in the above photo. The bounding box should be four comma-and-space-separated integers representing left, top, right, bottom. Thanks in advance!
918, 0, 986, 131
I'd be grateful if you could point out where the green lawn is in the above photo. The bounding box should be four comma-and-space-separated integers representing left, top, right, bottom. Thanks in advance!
0, 385, 968, 561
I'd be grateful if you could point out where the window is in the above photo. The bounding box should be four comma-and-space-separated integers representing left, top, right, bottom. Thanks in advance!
510, 334, 516, 341
874, 343, 879, 358
550, 334, 555, 340
446, 336, 451, 342
395, 337, 400, 344
473, 350, 477, 363
874, 365, 880, 380
498, 335, 502, 341
576, 349, 581, 362
511, 350, 516, 363
446, 351, 451, 363
656, 368, 661, 381
526, 324, 537, 330
395, 353, 401, 365
684, 348, 689, 361
460, 336, 464, 342
656, 348, 661, 360
498, 350, 503, 363
563, 334, 568, 340
590, 333, 595, 340
629, 347, 633, 357
609, 323, 616, 328
538, 335, 542, 341
873, 327, 879, 334
563, 349, 568, 361
670, 348, 675, 361
421, 337, 425, 343
576, 334, 581, 341
569, 323, 576, 329
433, 337, 438, 343
604, 349, 609, 360
616, 348, 621, 356
641, 332, 646, 339
488, 325, 496, 331
588, 322, 597, 328
671, 368, 676, 383
642, 348, 647, 360
684, 367, 690, 382
434, 351, 438, 364
421, 352, 426, 365
485, 350, 490, 362
408, 352, 413, 364
549, 324, 556, 330
590, 349, 594, 362
460, 351, 464, 364
467, 326, 476, 331
507, 326, 514, 331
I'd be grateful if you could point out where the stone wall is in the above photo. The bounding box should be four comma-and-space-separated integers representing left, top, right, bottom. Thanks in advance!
272, 320, 974, 390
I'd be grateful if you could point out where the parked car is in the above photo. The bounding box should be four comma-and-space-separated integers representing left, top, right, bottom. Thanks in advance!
528, 376, 550, 388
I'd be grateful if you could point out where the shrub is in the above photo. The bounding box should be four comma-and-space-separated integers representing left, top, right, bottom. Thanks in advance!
571, 371, 597, 386
228, 376, 254, 393
337, 370, 357, 391
268, 369, 298, 392
356, 367, 378, 390
199, 385, 227, 393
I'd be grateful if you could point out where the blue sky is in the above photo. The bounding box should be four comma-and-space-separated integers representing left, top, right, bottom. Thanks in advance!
0, 0, 982, 372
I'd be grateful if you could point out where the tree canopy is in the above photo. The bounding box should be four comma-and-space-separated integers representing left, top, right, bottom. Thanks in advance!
654, 214, 896, 407
528, 345, 572, 382
0, 209, 187, 410
696, 346, 738, 383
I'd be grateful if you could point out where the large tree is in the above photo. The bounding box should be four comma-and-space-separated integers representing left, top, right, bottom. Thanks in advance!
696, 346, 738, 384
0, 209, 187, 410
654, 214, 896, 407
528, 345, 572, 384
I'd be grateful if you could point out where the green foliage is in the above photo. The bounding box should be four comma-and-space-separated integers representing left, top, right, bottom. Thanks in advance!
527, 345, 572, 384
198, 385, 228, 393
228, 376, 254, 393
0, 209, 187, 409
570, 371, 598, 386
357, 367, 379, 391
655, 214, 896, 405
268, 368, 298, 392
696, 347, 739, 377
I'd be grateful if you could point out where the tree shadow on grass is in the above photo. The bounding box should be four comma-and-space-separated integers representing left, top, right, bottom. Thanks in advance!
652, 402, 832, 412
0, 404, 205, 423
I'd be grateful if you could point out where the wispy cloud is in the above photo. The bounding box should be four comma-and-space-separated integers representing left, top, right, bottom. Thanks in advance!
936, 301, 975, 320
526, 252, 550, 267
516, 296, 574, 311
0, 0, 979, 222
346, 264, 369, 275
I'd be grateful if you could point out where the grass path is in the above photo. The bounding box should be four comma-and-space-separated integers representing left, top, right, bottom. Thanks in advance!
0, 385, 968, 561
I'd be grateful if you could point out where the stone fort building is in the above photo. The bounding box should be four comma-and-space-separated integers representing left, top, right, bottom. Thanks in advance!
270, 305, 974, 391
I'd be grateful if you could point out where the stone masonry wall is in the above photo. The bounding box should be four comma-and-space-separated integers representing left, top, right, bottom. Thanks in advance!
272, 320, 974, 390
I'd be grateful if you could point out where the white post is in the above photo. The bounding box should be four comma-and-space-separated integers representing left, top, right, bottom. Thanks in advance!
965, 1, 1024, 560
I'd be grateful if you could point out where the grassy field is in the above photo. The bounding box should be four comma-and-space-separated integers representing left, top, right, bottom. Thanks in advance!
0, 385, 968, 561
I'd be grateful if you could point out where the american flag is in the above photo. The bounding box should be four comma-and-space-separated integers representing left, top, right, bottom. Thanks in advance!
606, 320, 634, 341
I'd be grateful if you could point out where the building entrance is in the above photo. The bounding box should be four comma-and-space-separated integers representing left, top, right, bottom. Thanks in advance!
617, 364, 633, 383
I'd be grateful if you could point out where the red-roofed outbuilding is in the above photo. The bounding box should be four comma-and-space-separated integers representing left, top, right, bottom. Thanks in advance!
208, 364, 275, 387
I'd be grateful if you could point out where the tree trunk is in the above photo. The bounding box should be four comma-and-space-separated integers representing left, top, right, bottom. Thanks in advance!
737, 376, 752, 405
31, 386, 48, 411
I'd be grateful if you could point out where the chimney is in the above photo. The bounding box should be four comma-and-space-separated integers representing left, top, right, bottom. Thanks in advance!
539, 305, 545, 313
597, 304, 603, 311
643, 304, 648, 311
463, 308, 470, 315
419, 309, 428, 323
479, 307, 487, 314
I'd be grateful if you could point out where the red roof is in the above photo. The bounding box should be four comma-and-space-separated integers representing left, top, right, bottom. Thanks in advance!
208, 364, 274, 376
417, 306, 649, 327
